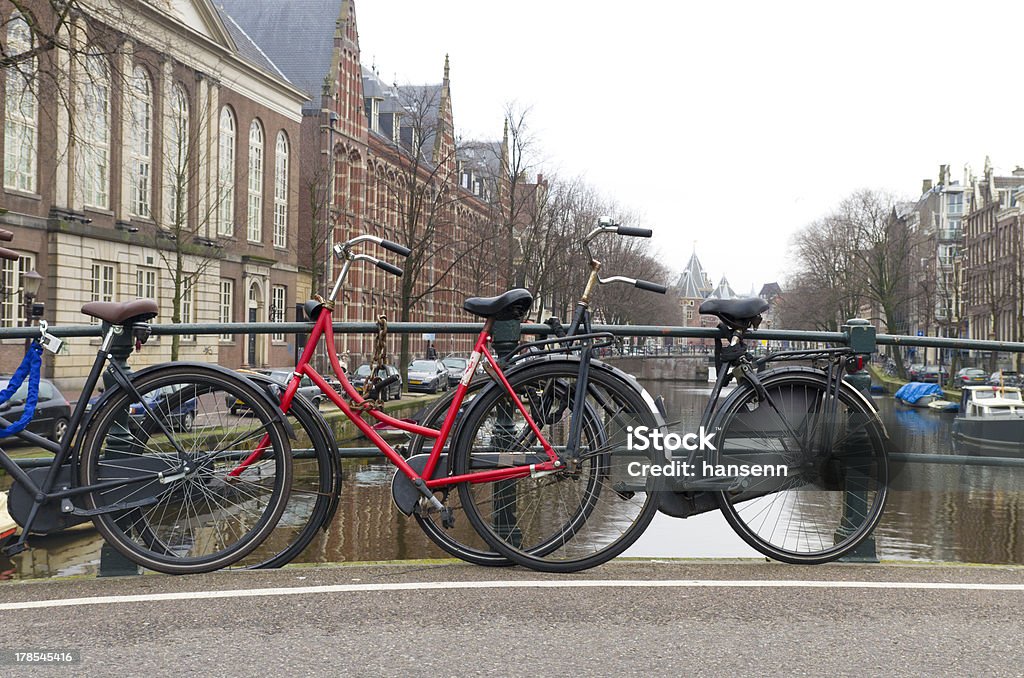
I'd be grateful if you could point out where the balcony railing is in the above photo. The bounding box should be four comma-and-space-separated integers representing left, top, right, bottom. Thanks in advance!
938, 228, 961, 241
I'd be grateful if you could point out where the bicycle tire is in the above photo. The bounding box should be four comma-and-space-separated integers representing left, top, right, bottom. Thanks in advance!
232, 376, 340, 569
79, 365, 293, 574
709, 367, 888, 564
452, 359, 663, 573
405, 382, 513, 567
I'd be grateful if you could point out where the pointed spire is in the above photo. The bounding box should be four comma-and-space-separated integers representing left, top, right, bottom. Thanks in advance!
443, 53, 450, 82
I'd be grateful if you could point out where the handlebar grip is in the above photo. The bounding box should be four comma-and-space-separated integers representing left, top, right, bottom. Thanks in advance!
617, 226, 653, 238
376, 260, 404, 277
366, 374, 401, 400
635, 279, 668, 294
0, 246, 20, 261
381, 239, 412, 257
0, 228, 13, 242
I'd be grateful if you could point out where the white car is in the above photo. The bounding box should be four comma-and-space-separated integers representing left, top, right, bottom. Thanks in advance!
407, 360, 450, 394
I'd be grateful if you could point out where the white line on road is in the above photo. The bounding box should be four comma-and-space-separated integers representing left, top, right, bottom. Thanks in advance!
3, 578, 1023, 611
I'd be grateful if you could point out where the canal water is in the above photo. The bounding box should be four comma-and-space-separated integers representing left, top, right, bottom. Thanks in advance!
3, 376, 1024, 580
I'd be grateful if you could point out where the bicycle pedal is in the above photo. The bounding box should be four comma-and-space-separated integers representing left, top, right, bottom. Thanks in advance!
2, 540, 27, 557
440, 507, 455, 529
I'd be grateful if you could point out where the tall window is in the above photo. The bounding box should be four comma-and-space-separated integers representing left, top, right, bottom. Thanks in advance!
76, 50, 111, 208
135, 267, 157, 302
164, 84, 189, 227
247, 119, 263, 242
181, 278, 195, 341
948, 192, 963, 215
271, 284, 286, 341
273, 131, 288, 248
90, 262, 115, 323
219, 278, 233, 341
0, 253, 34, 327
128, 66, 152, 217
216, 107, 236, 236
3, 15, 37, 193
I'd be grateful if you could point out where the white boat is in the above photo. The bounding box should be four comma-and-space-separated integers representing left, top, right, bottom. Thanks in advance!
0, 491, 17, 545
952, 385, 1024, 453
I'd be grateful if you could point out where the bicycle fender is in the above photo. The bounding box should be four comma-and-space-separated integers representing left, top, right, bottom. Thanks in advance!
82, 362, 297, 441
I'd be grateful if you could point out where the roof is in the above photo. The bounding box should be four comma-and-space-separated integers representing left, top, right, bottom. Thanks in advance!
759, 282, 782, 299
213, 6, 289, 81
706, 276, 736, 300
675, 250, 712, 299
215, 0, 346, 108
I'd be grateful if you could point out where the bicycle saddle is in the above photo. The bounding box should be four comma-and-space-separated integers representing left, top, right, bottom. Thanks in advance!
463, 288, 534, 321
81, 298, 159, 325
699, 297, 769, 330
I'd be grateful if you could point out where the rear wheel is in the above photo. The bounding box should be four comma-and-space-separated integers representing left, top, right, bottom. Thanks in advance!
711, 368, 888, 564
80, 366, 292, 574
452, 360, 662, 573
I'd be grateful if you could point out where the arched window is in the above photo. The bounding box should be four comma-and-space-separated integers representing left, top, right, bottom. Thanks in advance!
216, 106, 236, 236
76, 49, 110, 208
273, 131, 288, 248
3, 15, 37, 192
246, 118, 263, 242
128, 66, 152, 217
163, 84, 189, 227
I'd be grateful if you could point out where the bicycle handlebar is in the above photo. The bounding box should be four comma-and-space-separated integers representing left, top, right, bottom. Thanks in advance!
0, 246, 20, 261
617, 226, 652, 238
634, 279, 668, 294
380, 240, 411, 257
375, 260, 404, 277
0, 228, 13, 242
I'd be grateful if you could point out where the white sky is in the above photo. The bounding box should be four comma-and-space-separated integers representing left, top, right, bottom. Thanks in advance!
357, 0, 1024, 295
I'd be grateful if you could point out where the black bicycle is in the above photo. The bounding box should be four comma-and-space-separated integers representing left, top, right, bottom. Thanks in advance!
0, 245, 293, 574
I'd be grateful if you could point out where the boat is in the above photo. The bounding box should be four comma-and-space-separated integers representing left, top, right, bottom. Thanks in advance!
0, 491, 16, 546
926, 399, 959, 413
895, 382, 949, 408
952, 385, 1024, 453
369, 419, 416, 440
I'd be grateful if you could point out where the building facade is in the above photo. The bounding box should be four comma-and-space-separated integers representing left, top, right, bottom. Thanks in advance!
0, 0, 308, 389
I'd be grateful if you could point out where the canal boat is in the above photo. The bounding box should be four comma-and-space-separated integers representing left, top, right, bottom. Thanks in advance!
952, 385, 1024, 453
895, 382, 952, 409
0, 491, 16, 545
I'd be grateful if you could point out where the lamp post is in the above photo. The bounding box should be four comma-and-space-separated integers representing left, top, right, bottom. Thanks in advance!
22, 269, 42, 349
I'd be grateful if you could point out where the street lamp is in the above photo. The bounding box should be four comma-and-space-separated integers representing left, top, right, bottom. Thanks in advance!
22, 269, 42, 321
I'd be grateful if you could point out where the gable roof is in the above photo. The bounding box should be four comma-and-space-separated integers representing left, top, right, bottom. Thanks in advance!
215, 0, 346, 108
706, 276, 735, 300
676, 250, 713, 299
213, 6, 288, 80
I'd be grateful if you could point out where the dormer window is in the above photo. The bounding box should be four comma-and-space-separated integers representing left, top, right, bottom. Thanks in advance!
391, 113, 401, 143
369, 98, 381, 133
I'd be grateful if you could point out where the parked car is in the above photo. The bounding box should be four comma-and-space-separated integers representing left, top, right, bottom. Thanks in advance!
988, 370, 1022, 387
349, 364, 403, 401
0, 376, 71, 442
918, 365, 949, 383
129, 383, 198, 432
907, 363, 926, 380
955, 368, 988, 386
407, 359, 450, 394
228, 369, 338, 413
441, 356, 484, 386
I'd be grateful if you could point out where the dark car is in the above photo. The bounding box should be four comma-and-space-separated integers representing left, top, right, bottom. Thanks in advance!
441, 356, 483, 386
349, 364, 402, 401
0, 376, 71, 442
228, 369, 340, 413
956, 368, 988, 386
130, 384, 198, 432
988, 370, 1022, 387
919, 365, 949, 383
407, 359, 449, 394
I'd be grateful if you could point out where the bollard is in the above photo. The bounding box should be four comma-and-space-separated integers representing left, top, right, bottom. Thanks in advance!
836, 345, 879, 564
490, 318, 523, 548
97, 323, 141, 577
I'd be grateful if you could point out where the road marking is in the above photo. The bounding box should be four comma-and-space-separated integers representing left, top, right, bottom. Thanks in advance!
3, 578, 1024, 611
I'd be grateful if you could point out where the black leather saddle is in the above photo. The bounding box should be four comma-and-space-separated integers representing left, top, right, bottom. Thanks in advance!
699, 297, 769, 331
463, 288, 534, 321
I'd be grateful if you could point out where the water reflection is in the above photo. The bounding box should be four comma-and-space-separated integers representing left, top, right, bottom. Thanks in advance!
6, 374, 1024, 579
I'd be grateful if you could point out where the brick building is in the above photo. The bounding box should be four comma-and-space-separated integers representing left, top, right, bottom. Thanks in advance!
0, 0, 307, 389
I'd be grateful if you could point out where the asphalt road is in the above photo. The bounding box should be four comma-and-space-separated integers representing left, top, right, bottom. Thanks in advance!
2, 560, 1023, 676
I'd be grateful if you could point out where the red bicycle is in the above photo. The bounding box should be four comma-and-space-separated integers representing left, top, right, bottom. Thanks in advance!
244, 234, 666, 572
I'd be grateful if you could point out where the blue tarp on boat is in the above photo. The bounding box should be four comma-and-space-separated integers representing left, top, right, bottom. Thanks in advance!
894, 382, 944, 404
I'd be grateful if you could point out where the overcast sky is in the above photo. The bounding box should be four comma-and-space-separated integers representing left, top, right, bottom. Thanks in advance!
357, 0, 1024, 295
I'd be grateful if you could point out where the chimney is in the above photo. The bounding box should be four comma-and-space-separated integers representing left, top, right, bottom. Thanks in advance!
1013, 166, 1024, 177
922, 179, 933, 194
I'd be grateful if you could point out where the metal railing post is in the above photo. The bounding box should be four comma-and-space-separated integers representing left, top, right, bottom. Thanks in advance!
491, 318, 523, 548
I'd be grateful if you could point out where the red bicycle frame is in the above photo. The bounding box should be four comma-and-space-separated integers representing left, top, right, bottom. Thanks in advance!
236, 304, 558, 492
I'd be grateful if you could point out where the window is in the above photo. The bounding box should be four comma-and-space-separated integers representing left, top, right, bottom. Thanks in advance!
273, 131, 288, 248
181, 278, 195, 341
90, 263, 115, 323
271, 285, 286, 342
76, 50, 110, 208
128, 67, 152, 217
247, 119, 263, 242
135, 267, 157, 302
0, 253, 34, 327
217, 107, 236, 236
164, 84, 189, 227
948, 191, 963, 215
3, 15, 37, 193
219, 278, 233, 341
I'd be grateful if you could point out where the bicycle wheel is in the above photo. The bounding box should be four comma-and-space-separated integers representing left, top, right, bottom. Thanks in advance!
79, 366, 293, 574
231, 377, 340, 569
710, 367, 888, 564
405, 382, 512, 567
452, 359, 662, 573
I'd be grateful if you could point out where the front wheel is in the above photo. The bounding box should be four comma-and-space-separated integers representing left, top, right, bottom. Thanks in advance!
710, 368, 888, 564
79, 366, 293, 574
452, 360, 662, 573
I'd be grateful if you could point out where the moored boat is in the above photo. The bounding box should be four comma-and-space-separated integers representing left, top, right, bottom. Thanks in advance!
895, 382, 947, 408
952, 385, 1024, 453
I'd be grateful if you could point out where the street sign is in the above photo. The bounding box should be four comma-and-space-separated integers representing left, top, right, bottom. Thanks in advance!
422, 333, 435, 341
917, 330, 924, 336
